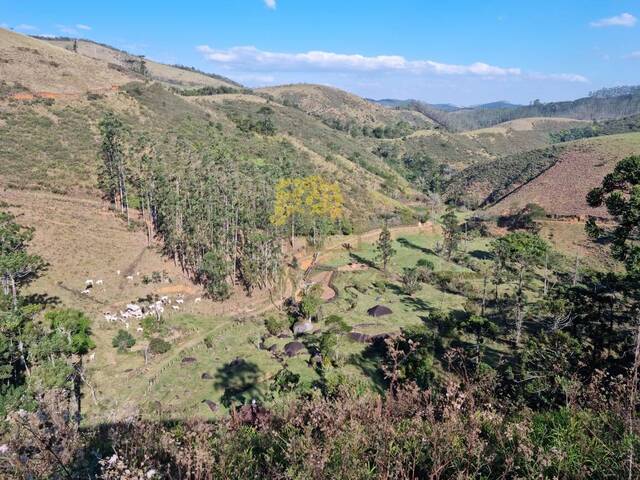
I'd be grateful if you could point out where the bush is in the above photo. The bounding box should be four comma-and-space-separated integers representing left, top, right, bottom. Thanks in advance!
140, 316, 160, 336
400, 267, 421, 295
264, 315, 288, 335
148, 337, 171, 354
325, 314, 351, 333
416, 258, 435, 269
112, 330, 135, 352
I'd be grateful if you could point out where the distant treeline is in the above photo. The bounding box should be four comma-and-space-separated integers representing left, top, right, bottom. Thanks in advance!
550, 114, 640, 143
589, 85, 640, 98
175, 85, 249, 96
324, 118, 416, 139
407, 92, 640, 132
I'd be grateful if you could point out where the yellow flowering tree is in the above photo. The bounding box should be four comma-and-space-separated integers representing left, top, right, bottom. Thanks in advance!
271, 176, 343, 247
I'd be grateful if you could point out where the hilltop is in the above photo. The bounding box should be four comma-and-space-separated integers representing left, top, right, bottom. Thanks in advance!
40, 36, 241, 89
258, 83, 433, 132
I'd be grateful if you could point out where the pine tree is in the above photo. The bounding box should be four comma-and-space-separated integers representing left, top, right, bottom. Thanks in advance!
376, 223, 395, 272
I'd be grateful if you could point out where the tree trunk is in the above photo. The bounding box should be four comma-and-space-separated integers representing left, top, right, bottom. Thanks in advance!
10, 275, 17, 310
628, 321, 640, 479
543, 251, 549, 296
481, 274, 487, 316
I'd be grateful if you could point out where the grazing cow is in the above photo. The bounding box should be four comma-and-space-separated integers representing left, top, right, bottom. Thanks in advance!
124, 322, 130, 330
126, 275, 134, 281
136, 326, 144, 332
95, 279, 103, 285
81, 289, 90, 295
85, 279, 93, 287
116, 270, 121, 275
89, 353, 95, 361
176, 298, 184, 305
136, 271, 140, 276
194, 297, 202, 303
172, 305, 180, 311
160, 296, 170, 304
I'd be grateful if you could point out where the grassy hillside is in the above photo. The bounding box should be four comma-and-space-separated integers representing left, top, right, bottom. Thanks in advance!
258, 83, 433, 133
459, 117, 588, 157
0, 28, 135, 96
42, 37, 241, 89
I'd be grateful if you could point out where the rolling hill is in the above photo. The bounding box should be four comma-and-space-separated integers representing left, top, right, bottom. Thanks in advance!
41, 37, 241, 89
1, 29, 419, 223
258, 83, 433, 131
0, 28, 135, 96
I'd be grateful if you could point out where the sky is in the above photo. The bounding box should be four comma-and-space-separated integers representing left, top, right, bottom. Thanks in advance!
1, 0, 639, 105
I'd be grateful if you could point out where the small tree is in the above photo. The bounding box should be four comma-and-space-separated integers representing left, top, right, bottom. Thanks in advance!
45, 309, 95, 356
401, 267, 420, 296
376, 223, 395, 272
492, 232, 550, 346
112, 330, 135, 353
440, 207, 460, 260
300, 284, 322, 319
0, 212, 45, 309
460, 315, 499, 365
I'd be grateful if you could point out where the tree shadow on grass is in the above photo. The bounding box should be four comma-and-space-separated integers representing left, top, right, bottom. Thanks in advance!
349, 252, 377, 269
401, 295, 435, 314
23, 293, 61, 308
469, 250, 493, 261
348, 339, 388, 393
396, 237, 435, 256
214, 359, 263, 407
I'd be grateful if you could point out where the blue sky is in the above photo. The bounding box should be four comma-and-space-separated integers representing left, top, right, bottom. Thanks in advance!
2, 0, 639, 105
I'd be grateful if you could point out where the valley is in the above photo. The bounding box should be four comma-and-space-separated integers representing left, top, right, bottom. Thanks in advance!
1, 15, 640, 478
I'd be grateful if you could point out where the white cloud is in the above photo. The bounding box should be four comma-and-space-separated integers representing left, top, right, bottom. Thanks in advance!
590, 13, 636, 28
15, 24, 37, 31
76, 24, 91, 30
626, 51, 640, 59
56, 24, 78, 35
530, 72, 589, 83
264, 0, 276, 9
196, 45, 586, 82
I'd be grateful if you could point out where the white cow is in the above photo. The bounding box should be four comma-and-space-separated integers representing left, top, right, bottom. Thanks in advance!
194, 297, 202, 303
81, 289, 90, 295
95, 279, 103, 285
126, 275, 134, 281
172, 305, 180, 311
176, 298, 184, 305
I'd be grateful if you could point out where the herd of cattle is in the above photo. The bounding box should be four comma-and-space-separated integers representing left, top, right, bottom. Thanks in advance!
78, 275, 202, 329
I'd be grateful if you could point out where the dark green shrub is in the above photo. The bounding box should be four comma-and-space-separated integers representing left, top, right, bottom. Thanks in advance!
112, 330, 135, 352
149, 337, 171, 354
